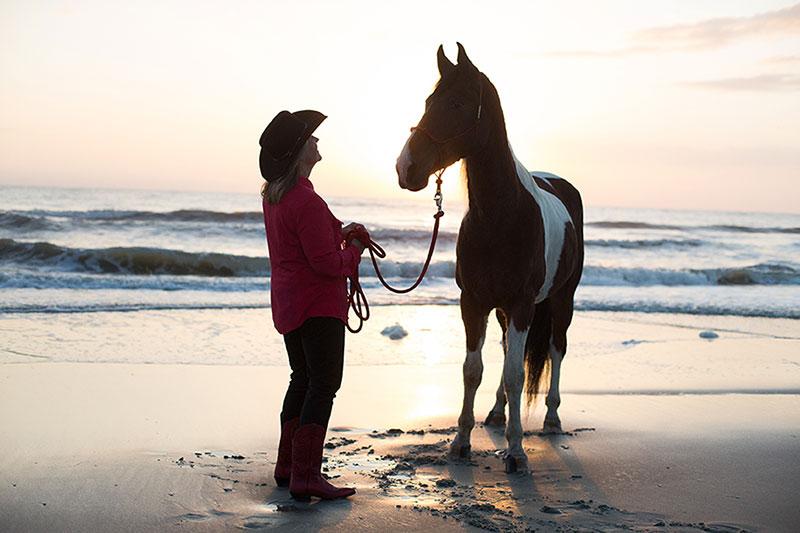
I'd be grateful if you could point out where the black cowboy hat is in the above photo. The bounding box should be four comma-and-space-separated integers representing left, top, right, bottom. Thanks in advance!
259, 110, 326, 181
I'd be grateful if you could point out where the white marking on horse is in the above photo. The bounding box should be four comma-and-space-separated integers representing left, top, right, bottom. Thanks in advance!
509, 145, 572, 303
503, 325, 529, 466
396, 133, 415, 187
451, 332, 486, 456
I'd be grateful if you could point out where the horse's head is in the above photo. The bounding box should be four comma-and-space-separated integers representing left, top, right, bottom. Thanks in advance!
397, 43, 485, 192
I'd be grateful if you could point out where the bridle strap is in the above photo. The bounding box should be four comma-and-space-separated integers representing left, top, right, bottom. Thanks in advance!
410, 76, 483, 145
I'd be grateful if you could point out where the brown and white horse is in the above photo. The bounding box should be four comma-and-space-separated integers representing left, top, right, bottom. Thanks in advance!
396, 44, 584, 473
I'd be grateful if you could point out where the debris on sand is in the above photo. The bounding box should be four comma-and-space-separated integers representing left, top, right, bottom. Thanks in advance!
345, 426, 719, 532
622, 339, 645, 346
275, 503, 298, 512
426, 426, 458, 434
382, 441, 450, 467
368, 428, 405, 439
324, 437, 356, 449
339, 444, 373, 456
699, 330, 719, 339
175, 457, 195, 467
380, 324, 408, 340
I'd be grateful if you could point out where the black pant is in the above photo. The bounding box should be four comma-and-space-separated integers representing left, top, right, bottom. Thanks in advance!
280, 316, 345, 428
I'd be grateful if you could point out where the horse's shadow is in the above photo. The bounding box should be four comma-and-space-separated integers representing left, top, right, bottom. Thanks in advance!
481, 420, 608, 512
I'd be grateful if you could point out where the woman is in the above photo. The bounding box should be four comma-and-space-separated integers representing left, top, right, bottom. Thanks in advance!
258, 109, 365, 501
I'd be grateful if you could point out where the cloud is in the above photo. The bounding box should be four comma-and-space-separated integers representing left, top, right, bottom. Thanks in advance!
545, 46, 654, 59
548, 3, 800, 57
633, 3, 800, 50
762, 54, 800, 65
681, 74, 800, 92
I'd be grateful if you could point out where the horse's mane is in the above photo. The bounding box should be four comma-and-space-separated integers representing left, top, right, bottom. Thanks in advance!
461, 73, 519, 199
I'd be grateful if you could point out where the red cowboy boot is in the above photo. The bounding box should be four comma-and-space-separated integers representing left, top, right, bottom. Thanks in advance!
274, 417, 299, 487
289, 423, 356, 500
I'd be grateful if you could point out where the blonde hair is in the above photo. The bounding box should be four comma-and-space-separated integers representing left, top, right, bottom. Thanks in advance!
262, 164, 299, 204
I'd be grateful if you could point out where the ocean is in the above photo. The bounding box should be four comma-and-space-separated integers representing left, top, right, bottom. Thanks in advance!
1, 185, 799, 319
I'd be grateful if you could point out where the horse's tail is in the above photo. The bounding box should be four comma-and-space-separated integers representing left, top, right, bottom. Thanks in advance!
524, 299, 551, 405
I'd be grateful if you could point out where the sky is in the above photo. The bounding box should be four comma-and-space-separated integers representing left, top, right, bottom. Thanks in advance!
1, 0, 798, 213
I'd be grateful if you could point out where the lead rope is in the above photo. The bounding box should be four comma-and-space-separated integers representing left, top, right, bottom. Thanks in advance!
346, 169, 445, 333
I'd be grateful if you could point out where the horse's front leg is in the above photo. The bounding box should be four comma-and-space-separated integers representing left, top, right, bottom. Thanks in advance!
449, 297, 488, 460
503, 324, 530, 473
485, 310, 507, 427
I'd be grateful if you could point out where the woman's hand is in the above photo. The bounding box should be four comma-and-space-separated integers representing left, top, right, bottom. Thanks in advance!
342, 223, 369, 255
341, 222, 361, 240
350, 238, 366, 254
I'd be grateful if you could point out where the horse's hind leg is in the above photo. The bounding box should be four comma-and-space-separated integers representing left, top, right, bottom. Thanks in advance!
485, 309, 507, 427
449, 295, 489, 460
543, 291, 575, 433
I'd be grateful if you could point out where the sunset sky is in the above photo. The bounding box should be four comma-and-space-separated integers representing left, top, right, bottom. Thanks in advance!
1, 1, 798, 212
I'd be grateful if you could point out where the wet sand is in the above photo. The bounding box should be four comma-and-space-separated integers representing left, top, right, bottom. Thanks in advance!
1, 363, 799, 531
2, 308, 799, 531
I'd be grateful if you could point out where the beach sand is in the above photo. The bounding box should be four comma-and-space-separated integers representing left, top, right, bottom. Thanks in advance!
1, 308, 799, 532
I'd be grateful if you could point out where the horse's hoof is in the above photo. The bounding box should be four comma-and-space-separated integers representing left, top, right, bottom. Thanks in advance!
449, 442, 471, 460
484, 410, 506, 427
503, 454, 528, 473
542, 417, 563, 434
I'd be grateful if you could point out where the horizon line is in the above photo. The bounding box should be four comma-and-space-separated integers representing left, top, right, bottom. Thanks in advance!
0, 182, 798, 217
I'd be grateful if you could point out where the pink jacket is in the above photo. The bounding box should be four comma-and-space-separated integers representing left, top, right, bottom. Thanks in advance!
263, 176, 361, 334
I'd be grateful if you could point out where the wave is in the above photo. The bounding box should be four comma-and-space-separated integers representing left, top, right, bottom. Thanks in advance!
585, 238, 705, 249
0, 239, 267, 277
0, 212, 59, 232
362, 262, 799, 286
573, 301, 800, 319
0, 271, 265, 291
1, 209, 460, 243
368, 227, 458, 243
2, 294, 797, 319
2, 238, 799, 286
582, 263, 800, 286
14, 209, 264, 223
588, 220, 800, 234
707, 224, 800, 234
359, 260, 456, 279
0, 302, 269, 314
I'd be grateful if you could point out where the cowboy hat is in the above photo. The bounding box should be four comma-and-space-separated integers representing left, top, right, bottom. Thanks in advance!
259, 110, 326, 181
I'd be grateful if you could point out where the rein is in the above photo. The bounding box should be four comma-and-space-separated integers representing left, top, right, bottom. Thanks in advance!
345, 169, 445, 333
344, 76, 485, 333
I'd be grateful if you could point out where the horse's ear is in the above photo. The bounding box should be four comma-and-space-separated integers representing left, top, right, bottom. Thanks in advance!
456, 42, 476, 70
437, 44, 455, 76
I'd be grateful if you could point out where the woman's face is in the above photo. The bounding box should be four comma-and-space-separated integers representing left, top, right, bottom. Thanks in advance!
298, 136, 322, 175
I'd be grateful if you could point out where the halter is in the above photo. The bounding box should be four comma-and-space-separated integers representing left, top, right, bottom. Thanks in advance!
410, 75, 483, 145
